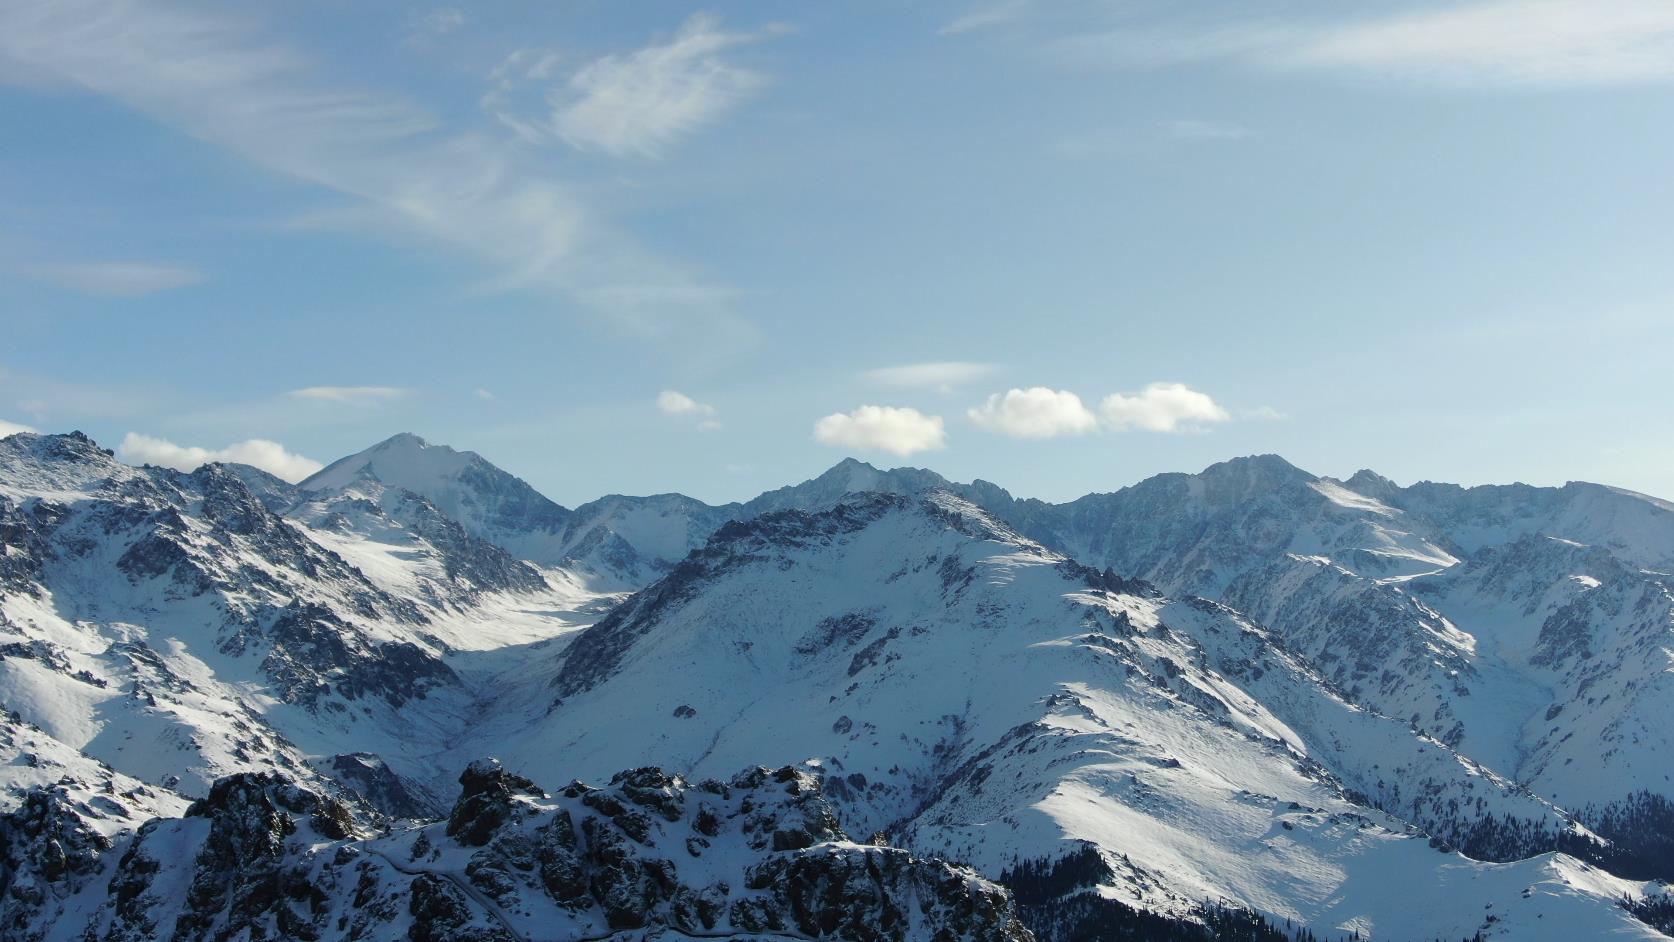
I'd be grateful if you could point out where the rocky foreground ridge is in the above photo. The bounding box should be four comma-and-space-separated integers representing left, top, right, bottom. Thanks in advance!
0, 757, 1034, 942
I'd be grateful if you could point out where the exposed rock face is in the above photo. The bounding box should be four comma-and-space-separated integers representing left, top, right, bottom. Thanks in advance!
445, 758, 545, 846
0, 786, 114, 941
41, 762, 1032, 941
100, 772, 357, 942
326, 753, 441, 821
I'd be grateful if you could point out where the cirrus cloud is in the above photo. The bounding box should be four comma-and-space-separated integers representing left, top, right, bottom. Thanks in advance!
45, 261, 206, 297
813, 406, 946, 456
1061, 0, 1674, 89
1099, 382, 1230, 432
551, 13, 779, 158
863, 361, 1000, 392
118, 432, 324, 482
966, 387, 1097, 439
286, 386, 413, 404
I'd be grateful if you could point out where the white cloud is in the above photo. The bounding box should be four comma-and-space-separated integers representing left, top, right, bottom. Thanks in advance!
863, 361, 1000, 392
0, 418, 37, 438
659, 390, 721, 430
473, 387, 496, 401
118, 432, 323, 482
814, 406, 946, 456
1243, 405, 1288, 421
1099, 382, 1230, 433
286, 386, 413, 404
1067, 0, 1674, 88
46, 261, 205, 297
967, 387, 1097, 439
657, 389, 715, 416
552, 13, 775, 157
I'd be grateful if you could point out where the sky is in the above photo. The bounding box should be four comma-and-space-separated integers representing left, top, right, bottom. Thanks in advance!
1, 0, 1671, 507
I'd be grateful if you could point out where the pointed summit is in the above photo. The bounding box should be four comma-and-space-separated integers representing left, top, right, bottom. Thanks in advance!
1344, 468, 1401, 502
301, 434, 571, 564
371, 431, 429, 450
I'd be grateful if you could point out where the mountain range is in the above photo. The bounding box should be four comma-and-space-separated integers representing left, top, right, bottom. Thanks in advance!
3, 429, 1673, 940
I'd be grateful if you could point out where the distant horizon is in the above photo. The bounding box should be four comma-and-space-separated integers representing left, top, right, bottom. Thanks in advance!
8, 424, 1668, 511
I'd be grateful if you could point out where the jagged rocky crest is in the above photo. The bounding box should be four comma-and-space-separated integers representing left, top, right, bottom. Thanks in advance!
10, 761, 1033, 942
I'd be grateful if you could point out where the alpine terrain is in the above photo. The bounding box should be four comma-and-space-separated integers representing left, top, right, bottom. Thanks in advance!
4, 428, 1673, 941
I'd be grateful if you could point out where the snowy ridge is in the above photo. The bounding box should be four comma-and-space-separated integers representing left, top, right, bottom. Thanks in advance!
302, 433, 574, 568
517, 491, 1653, 939
4, 431, 1674, 940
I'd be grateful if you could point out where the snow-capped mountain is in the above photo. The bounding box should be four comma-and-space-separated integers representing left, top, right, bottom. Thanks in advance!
4, 427, 1674, 940
508, 491, 1656, 940
0, 432, 594, 816
302, 433, 575, 569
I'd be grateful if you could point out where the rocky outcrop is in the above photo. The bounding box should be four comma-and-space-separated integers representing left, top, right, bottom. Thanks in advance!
326, 753, 441, 821
55, 762, 1032, 942
100, 772, 357, 942
0, 787, 115, 941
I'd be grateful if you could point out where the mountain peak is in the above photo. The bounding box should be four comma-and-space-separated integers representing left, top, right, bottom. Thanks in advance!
823, 455, 879, 474
1, 430, 115, 464
300, 433, 571, 565
1188, 454, 1316, 501
371, 431, 432, 450
1344, 468, 1401, 501
303, 433, 477, 493
1199, 453, 1312, 479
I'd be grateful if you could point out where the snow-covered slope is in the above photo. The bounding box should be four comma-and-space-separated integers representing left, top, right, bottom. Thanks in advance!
738, 456, 1674, 820
5, 430, 1674, 940
507, 492, 1657, 940
302, 433, 574, 568
0, 432, 597, 818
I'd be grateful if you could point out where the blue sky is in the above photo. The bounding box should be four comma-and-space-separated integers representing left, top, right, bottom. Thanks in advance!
2, 0, 1671, 506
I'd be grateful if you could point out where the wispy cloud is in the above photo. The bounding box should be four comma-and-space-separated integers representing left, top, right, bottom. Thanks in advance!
0, 0, 735, 331
118, 432, 323, 481
551, 13, 779, 158
939, 0, 1031, 37
414, 8, 464, 37
967, 387, 1097, 439
43, 261, 206, 297
814, 406, 945, 456
286, 386, 413, 404
0, 418, 37, 438
1063, 0, 1674, 89
863, 361, 1001, 392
